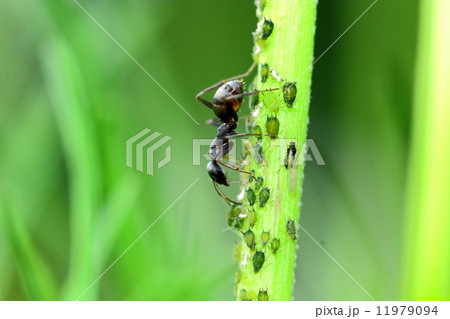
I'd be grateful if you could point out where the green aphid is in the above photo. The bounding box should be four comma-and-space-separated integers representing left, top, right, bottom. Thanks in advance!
283, 82, 297, 108
261, 231, 270, 246
258, 289, 269, 301
253, 142, 264, 164
248, 209, 257, 227
248, 169, 256, 182
271, 238, 281, 254
249, 91, 259, 110
253, 251, 265, 273
262, 18, 274, 40
243, 229, 256, 251
260, 63, 269, 83
252, 125, 262, 140
234, 215, 245, 231
259, 188, 270, 207
255, 176, 264, 191
286, 220, 297, 240
266, 116, 279, 139
239, 289, 252, 301
246, 188, 256, 206
227, 204, 240, 228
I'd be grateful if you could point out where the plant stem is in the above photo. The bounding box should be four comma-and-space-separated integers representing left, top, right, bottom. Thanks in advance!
402, 0, 450, 300
235, 0, 317, 301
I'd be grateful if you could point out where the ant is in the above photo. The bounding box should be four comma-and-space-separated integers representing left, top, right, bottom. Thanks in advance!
196, 62, 280, 205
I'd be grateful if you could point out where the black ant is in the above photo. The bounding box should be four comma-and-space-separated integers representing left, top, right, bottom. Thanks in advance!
196, 62, 280, 205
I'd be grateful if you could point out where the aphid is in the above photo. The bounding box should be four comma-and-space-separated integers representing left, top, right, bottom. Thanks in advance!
262, 18, 274, 40
260, 63, 269, 83
253, 251, 265, 273
248, 209, 257, 227
284, 142, 297, 169
253, 142, 264, 164
283, 82, 297, 108
227, 205, 245, 230
249, 84, 260, 110
251, 125, 263, 140
243, 229, 256, 250
254, 176, 264, 191
246, 188, 256, 206
259, 188, 270, 207
261, 231, 270, 246
286, 220, 297, 240
196, 62, 281, 205
266, 116, 279, 138
271, 238, 281, 254
234, 215, 245, 231
284, 142, 298, 193
258, 289, 269, 301
239, 289, 252, 301
227, 204, 240, 228
248, 169, 256, 182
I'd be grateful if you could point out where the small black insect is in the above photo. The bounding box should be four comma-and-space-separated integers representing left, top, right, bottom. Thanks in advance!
284, 142, 298, 192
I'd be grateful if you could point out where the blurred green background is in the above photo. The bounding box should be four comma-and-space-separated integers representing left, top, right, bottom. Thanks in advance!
0, 0, 447, 301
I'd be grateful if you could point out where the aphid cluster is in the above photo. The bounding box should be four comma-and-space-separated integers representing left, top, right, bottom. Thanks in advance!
196, 14, 301, 301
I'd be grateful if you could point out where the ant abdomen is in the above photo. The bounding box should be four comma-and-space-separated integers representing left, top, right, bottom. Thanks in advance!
207, 161, 229, 186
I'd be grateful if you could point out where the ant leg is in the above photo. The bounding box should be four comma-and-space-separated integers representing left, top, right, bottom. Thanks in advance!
224, 132, 261, 139
213, 181, 242, 206
218, 160, 254, 177
222, 132, 275, 140
222, 155, 242, 165
196, 62, 257, 108
224, 86, 282, 102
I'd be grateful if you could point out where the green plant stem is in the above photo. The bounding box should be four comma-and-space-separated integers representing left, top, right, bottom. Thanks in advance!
402, 0, 450, 300
235, 0, 317, 301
